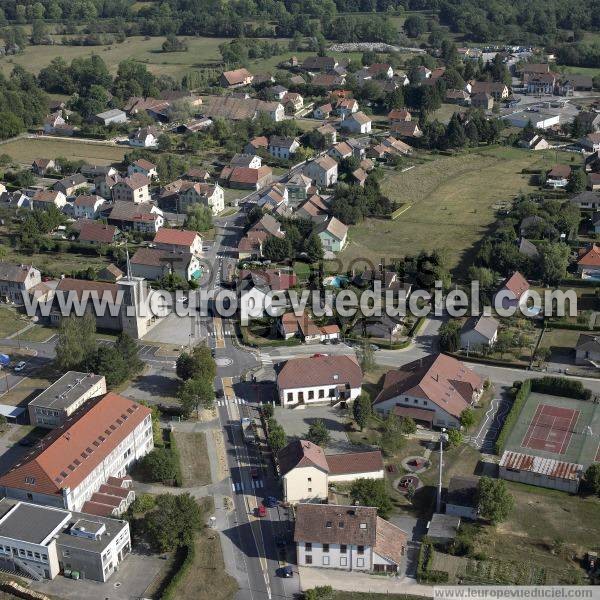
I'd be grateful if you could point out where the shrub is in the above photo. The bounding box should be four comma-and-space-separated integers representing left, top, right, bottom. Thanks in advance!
530, 376, 591, 400
495, 379, 531, 454
138, 448, 180, 484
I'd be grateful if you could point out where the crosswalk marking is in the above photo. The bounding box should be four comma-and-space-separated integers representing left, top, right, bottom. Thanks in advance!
232, 481, 244, 492
259, 353, 273, 365
252, 480, 264, 489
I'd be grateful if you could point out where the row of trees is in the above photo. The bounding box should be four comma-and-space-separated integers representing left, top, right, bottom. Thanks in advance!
175, 344, 216, 418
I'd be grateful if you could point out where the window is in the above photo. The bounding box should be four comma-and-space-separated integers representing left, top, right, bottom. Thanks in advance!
34, 552, 40, 559
340, 557, 347, 567
357, 546, 364, 555
339, 522, 344, 528
413, 398, 418, 404
308, 390, 314, 400
287, 393, 293, 403
357, 558, 364, 567
308, 477, 312, 482
26, 551, 33, 558
328, 389, 335, 397
24, 476, 35, 485
340, 545, 347, 554
305, 543, 312, 551
322, 544, 329, 553
322, 556, 330, 566
305, 555, 312, 565
359, 523, 367, 529
318, 389, 325, 399
308, 487, 312, 492
325, 521, 332, 528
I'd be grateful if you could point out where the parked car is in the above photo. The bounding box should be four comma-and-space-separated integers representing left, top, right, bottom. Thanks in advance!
257, 505, 267, 517
278, 565, 293, 578
264, 496, 278, 508
13, 361, 26, 372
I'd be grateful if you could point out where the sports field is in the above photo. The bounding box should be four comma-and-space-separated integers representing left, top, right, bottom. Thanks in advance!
504, 392, 600, 467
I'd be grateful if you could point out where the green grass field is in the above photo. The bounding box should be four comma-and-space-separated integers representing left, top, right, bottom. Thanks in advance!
339, 146, 570, 274
504, 391, 600, 466
0, 35, 228, 78
0, 138, 127, 165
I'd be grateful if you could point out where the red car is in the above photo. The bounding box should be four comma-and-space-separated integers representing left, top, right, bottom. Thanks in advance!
257, 505, 267, 517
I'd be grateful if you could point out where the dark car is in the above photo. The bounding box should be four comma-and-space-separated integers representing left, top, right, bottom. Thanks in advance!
264, 496, 278, 508
278, 565, 293, 578
18, 438, 34, 447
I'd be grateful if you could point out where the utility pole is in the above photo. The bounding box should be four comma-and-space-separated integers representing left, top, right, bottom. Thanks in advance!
436, 428, 448, 513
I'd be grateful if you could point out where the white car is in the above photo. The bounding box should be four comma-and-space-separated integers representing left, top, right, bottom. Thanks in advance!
13, 361, 26, 372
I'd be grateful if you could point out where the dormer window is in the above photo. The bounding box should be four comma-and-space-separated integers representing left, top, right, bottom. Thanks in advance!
24, 476, 35, 485
325, 521, 332, 528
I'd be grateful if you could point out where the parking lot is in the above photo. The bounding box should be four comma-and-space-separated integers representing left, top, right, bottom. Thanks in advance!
274, 403, 353, 453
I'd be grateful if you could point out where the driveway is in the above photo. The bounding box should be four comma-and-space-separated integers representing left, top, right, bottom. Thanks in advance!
298, 566, 433, 597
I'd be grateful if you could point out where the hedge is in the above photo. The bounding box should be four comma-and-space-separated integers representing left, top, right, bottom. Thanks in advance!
416, 539, 449, 583
530, 376, 592, 400
545, 320, 600, 332
446, 351, 529, 370
168, 431, 183, 487
494, 379, 532, 455
239, 325, 300, 348
160, 542, 195, 600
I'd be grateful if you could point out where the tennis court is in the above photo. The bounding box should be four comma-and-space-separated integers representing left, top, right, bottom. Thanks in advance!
521, 404, 580, 455
505, 392, 600, 468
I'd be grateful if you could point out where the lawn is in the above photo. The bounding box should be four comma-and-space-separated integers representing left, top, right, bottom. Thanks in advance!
173, 431, 212, 487
0, 138, 127, 166
538, 327, 581, 354
332, 594, 425, 600
0, 35, 228, 78
340, 146, 561, 275
0, 307, 30, 338
431, 102, 463, 124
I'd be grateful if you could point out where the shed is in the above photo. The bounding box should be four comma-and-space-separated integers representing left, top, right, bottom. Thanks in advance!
427, 513, 460, 545
0, 404, 25, 423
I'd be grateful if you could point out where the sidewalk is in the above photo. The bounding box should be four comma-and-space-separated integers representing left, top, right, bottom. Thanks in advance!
298, 566, 434, 597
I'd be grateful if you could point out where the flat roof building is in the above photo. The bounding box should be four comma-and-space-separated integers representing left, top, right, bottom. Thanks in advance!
0, 499, 130, 582
28, 372, 107, 429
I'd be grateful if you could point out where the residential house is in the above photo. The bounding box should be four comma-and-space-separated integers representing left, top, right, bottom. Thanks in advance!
302, 56, 338, 72
112, 174, 150, 204
294, 503, 407, 574
356, 63, 393, 82
526, 72, 556, 95
312, 74, 346, 89
580, 133, 600, 153
0, 263, 41, 304
330, 141, 353, 161
493, 271, 530, 311
31, 159, 55, 176
446, 476, 479, 520
341, 111, 372, 134
43, 112, 72, 135
446, 89, 470, 105
372, 353, 484, 429
153, 228, 202, 256
314, 103, 333, 120
315, 217, 348, 253
94, 109, 127, 126
28, 372, 107, 429
219, 68, 253, 88
586, 151, 600, 173
278, 439, 383, 503
107, 201, 164, 234
219, 165, 273, 191
0, 392, 153, 512
470, 81, 509, 100
200, 96, 284, 122
258, 184, 288, 212
575, 333, 600, 366
578, 112, 600, 134
391, 121, 422, 139
351, 314, 404, 341
97, 264, 124, 282
518, 237, 539, 259
317, 123, 337, 145
283, 92, 303, 113
471, 93, 493, 110
0, 499, 132, 582
285, 173, 313, 206
577, 244, 600, 279
244, 136, 269, 155
127, 159, 158, 180
54, 174, 87, 196
570, 191, 600, 211
178, 181, 224, 214
249, 214, 285, 239
414, 66, 432, 82
268, 136, 300, 160
557, 75, 593, 95
520, 63, 550, 83
518, 134, 549, 151
80, 165, 118, 180
546, 164, 571, 188
388, 109, 411, 125
460, 315, 499, 350
130, 247, 201, 281
589, 173, 600, 191
277, 311, 338, 343
295, 194, 330, 223
277, 354, 362, 408
230, 153, 262, 169
266, 85, 288, 100
128, 127, 158, 148
94, 174, 122, 200
352, 168, 368, 187
72, 195, 105, 219
238, 268, 296, 320
304, 156, 338, 188
335, 98, 359, 119
78, 222, 119, 246
32, 190, 67, 211
183, 167, 211, 182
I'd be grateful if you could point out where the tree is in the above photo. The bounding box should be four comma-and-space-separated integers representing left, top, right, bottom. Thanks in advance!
264, 236, 292, 262
404, 14, 427, 38
146, 493, 203, 552
399, 416, 417, 435
0, 112, 24, 139
447, 429, 463, 447
476, 476, 514, 524
268, 422, 286, 452
446, 113, 467, 148
353, 395, 372, 431
380, 412, 406, 456
31, 19, 48, 45
583, 463, 600, 495
350, 478, 393, 518
538, 241, 570, 285
439, 320, 461, 352
184, 204, 213, 232
305, 587, 335, 600
157, 134, 173, 152
139, 448, 179, 483
307, 419, 330, 447
566, 169, 587, 193
304, 233, 323, 263
178, 376, 214, 418
534, 346, 551, 366
176, 345, 216, 381
460, 407, 475, 429
55, 314, 97, 371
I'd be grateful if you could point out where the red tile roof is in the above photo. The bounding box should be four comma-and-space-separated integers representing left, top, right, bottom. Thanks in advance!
277, 354, 362, 391
78, 221, 117, 244
578, 244, 600, 267
0, 393, 150, 499
501, 271, 529, 299
153, 228, 198, 247
278, 439, 330, 475
326, 450, 383, 476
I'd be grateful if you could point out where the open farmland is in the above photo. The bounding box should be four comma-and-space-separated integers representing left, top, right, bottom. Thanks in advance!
0, 137, 127, 166
0, 35, 227, 78
339, 146, 568, 274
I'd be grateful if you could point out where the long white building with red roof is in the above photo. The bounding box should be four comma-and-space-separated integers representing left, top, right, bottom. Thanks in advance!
0, 393, 153, 513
